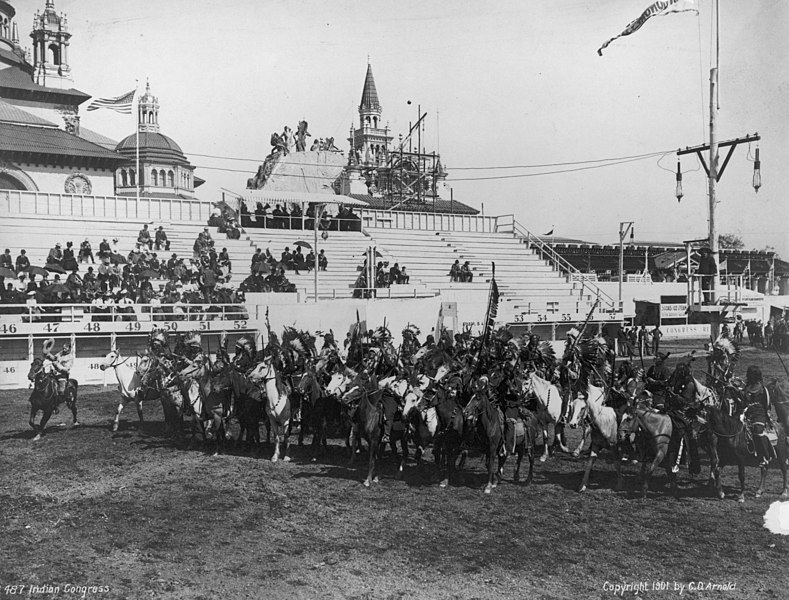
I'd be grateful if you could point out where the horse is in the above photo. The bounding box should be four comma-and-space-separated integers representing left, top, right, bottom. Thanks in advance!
198, 355, 234, 453
296, 366, 341, 461
377, 374, 412, 477
768, 379, 789, 433
703, 386, 789, 502
462, 383, 505, 494
341, 372, 384, 487
249, 357, 292, 462
525, 371, 570, 461
618, 401, 679, 497
227, 368, 265, 452
27, 358, 79, 441
574, 384, 628, 493
100, 350, 149, 432
565, 395, 592, 456
326, 366, 359, 452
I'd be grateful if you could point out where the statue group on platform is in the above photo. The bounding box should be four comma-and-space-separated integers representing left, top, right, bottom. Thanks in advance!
247, 120, 342, 189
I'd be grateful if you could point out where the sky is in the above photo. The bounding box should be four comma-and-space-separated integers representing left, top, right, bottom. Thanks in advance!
14, 0, 788, 256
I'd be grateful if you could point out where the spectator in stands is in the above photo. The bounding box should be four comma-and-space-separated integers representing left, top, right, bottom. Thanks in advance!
208, 209, 223, 227
460, 261, 473, 282
291, 204, 303, 230
399, 265, 410, 284
251, 248, 265, 271
62, 242, 78, 271
1, 249, 12, 270
271, 205, 284, 229
319, 211, 332, 231
83, 267, 98, 295
15, 249, 30, 273
239, 201, 252, 228
281, 247, 300, 274
305, 204, 316, 230
638, 324, 649, 356
255, 202, 269, 228
47, 243, 63, 266
110, 238, 121, 258
138, 224, 153, 250
155, 226, 170, 251
79, 238, 95, 264
318, 249, 327, 271
98, 238, 111, 259
449, 259, 461, 282
66, 269, 83, 301
293, 246, 306, 271
304, 250, 315, 271
200, 265, 218, 301
219, 248, 231, 272
389, 262, 402, 284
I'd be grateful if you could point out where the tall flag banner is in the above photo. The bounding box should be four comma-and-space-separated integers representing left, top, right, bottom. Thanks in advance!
86, 89, 136, 114
598, 0, 698, 56
481, 263, 499, 348
435, 303, 444, 339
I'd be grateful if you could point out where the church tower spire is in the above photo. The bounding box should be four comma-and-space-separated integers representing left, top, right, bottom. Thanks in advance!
348, 62, 392, 166
30, 0, 73, 89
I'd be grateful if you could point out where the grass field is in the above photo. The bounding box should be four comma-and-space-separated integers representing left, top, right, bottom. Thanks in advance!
1, 341, 788, 600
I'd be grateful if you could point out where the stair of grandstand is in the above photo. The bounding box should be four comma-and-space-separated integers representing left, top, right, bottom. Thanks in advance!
364, 228, 604, 321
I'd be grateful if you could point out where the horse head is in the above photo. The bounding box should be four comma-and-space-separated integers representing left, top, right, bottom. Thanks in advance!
326, 367, 355, 399
27, 357, 44, 382
566, 396, 588, 429
99, 350, 121, 371
401, 388, 423, 421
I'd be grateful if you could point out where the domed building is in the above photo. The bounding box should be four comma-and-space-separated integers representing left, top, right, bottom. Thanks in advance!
114, 82, 203, 198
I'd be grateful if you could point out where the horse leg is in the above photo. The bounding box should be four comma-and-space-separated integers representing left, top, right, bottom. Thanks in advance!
737, 462, 746, 503
578, 450, 598, 492
514, 444, 523, 484
395, 435, 407, 480
281, 420, 291, 462
614, 448, 624, 492
112, 399, 126, 432
555, 422, 570, 454
68, 392, 79, 427
539, 428, 549, 462
270, 416, 280, 462
136, 400, 144, 425
29, 402, 39, 433
35, 408, 54, 441
364, 433, 379, 487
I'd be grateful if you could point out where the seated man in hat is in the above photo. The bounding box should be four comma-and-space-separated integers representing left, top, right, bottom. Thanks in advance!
79, 238, 95, 264
137, 224, 153, 250
155, 226, 170, 251
47, 243, 64, 266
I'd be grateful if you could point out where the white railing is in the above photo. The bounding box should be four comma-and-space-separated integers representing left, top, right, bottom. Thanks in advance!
496, 214, 620, 313
0, 190, 212, 223
359, 209, 497, 232
687, 274, 747, 306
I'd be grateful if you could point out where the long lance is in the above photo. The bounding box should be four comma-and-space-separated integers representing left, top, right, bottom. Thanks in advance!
775, 348, 789, 378
638, 328, 645, 371
567, 298, 600, 357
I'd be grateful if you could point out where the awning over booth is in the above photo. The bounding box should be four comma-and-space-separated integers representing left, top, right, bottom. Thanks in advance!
235, 191, 370, 207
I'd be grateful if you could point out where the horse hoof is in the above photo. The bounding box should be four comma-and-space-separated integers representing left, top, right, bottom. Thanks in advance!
373, 476, 380, 483
111, 423, 118, 432
755, 490, 763, 498
737, 496, 745, 504
572, 451, 580, 458
439, 479, 448, 488
718, 492, 725, 500
32, 434, 41, 442
781, 490, 789, 499
539, 456, 547, 463
363, 479, 371, 488
283, 456, 291, 462
72, 421, 81, 427
578, 485, 586, 493
484, 486, 492, 494
271, 456, 279, 463
311, 457, 318, 463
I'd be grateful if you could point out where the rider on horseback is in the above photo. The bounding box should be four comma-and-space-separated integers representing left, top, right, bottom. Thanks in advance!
150, 329, 170, 358
43, 338, 74, 405
645, 352, 671, 408
742, 365, 774, 467
665, 361, 701, 474
233, 336, 257, 372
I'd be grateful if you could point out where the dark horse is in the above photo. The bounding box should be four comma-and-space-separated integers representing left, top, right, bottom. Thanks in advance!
27, 358, 79, 440
702, 386, 789, 502
462, 381, 505, 494
227, 368, 265, 452
341, 372, 384, 487
297, 366, 342, 461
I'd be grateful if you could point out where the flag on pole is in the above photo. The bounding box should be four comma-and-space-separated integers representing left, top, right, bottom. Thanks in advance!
481, 264, 499, 347
435, 303, 444, 340
543, 227, 554, 236
598, 0, 698, 56
86, 89, 136, 114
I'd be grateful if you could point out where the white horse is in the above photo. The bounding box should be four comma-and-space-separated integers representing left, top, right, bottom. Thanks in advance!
100, 351, 148, 432
249, 357, 291, 462
565, 395, 591, 457
526, 372, 571, 461
575, 383, 622, 493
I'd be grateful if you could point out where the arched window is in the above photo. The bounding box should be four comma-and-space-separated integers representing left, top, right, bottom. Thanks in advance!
49, 44, 60, 65
151, 169, 158, 186
365, 116, 370, 125
373, 117, 378, 128
120, 170, 128, 187
129, 169, 136, 186
159, 169, 166, 186
167, 170, 174, 187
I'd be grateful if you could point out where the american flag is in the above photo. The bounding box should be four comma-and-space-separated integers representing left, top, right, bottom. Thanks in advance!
86, 90, 136, 114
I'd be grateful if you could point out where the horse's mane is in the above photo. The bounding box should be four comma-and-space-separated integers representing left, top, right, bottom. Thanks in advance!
529, 372, 563, 422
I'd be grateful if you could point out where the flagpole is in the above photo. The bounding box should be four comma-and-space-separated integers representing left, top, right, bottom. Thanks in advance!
707, 0, 720, 337
135, 80, 140, 206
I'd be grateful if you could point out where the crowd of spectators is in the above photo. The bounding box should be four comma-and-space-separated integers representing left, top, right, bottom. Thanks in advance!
0, 224, 245, 321
238, 202, 362, 232
352, 258, 409, 298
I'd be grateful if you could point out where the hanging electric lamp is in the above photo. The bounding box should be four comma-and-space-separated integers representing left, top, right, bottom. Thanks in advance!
752, 147, 761, 193
675, 160, 684, 202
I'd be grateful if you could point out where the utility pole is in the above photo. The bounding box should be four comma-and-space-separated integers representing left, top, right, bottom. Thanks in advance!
619, 221, 634, 310
676, 0, 761, 340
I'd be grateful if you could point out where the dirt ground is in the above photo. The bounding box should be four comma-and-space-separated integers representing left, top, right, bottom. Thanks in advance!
2, 341, 789, 600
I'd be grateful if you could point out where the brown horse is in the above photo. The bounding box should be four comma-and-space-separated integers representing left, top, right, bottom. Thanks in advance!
702, 387, 789, 502
27, 358, 79, 441
341, 373, 384, 487
297, 366, 342, 461
462, 383, 505, 494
